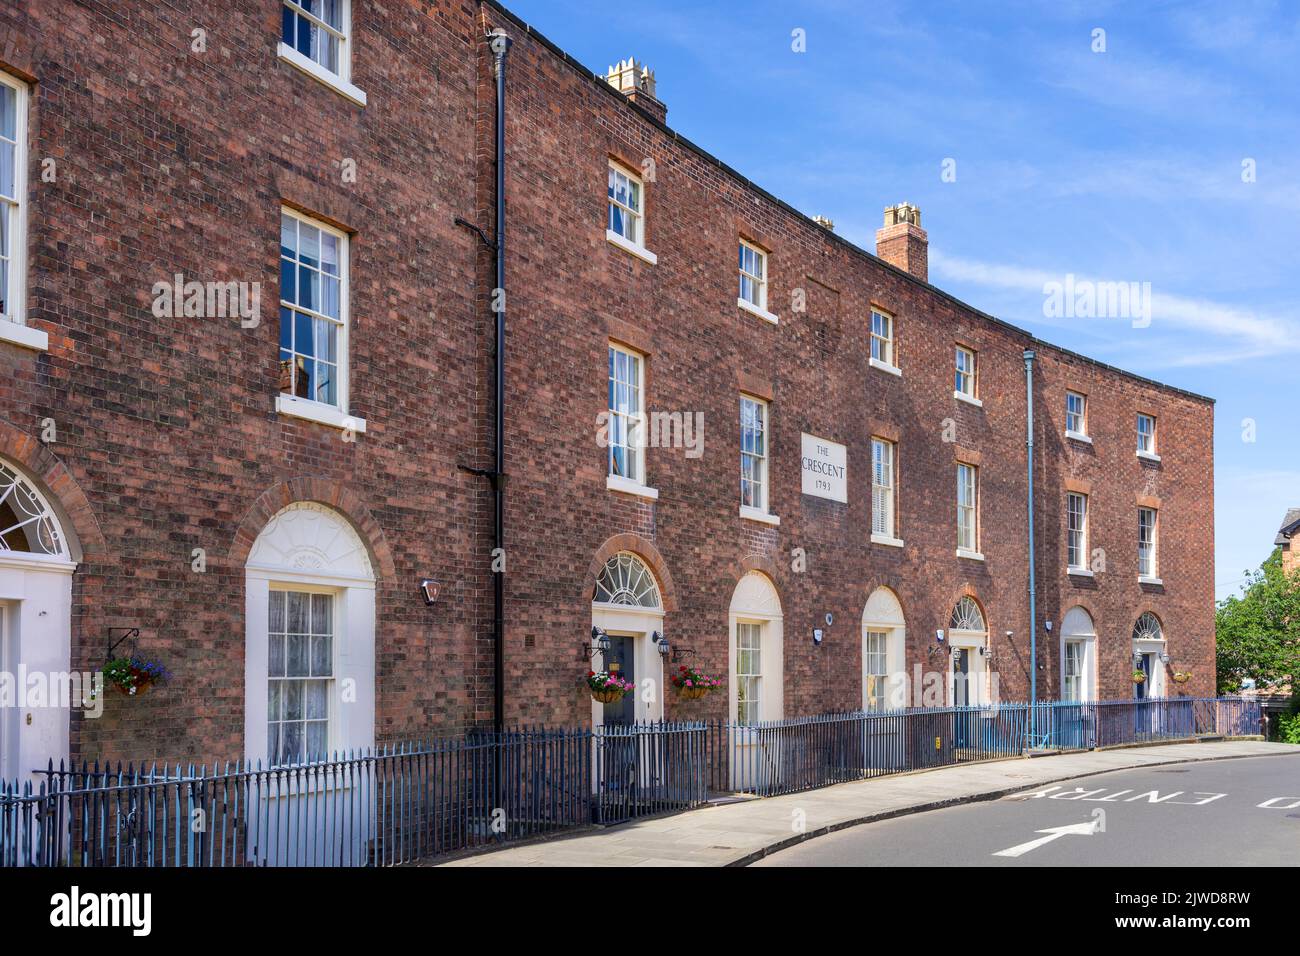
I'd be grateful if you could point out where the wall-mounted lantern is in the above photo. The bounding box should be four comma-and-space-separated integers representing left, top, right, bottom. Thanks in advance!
419, 579, 440, 606
583, 626, 612, 659
652, 631, 671, 657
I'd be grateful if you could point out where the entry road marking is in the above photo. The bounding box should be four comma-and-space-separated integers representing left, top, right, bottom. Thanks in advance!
993, 817, 1102, 858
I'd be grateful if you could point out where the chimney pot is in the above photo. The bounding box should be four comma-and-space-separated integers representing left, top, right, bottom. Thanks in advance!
606, 57, 666, 122
812, 215, 835, 231
876, 202, 928, 281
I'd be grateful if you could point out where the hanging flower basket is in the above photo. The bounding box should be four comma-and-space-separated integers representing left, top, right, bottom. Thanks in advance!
1172, 671, 1192, 684
676, 686, 711, 701
669, 664, 721, 701
1131, 669, 1147, 684
587, 671, 633, 703
102, 656, 171, 698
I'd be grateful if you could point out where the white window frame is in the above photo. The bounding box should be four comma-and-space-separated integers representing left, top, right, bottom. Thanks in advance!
954, 345, 981, 406
277, 0, 367, 106
1137, 413, 1159, 460
0, 72, 42, 352
606, 342, 656, 497
1067, 493, 1089, 573
1063, 639, 1085, 702
266, 585, 337, 766
1065, 391, 1090, 442
606, 161, 656, 264
739, 395, 776, 523
1138, 507, 1159, 582
869, 309, 900, 375
276, 207, 366, 433
956, 463, 981, 559
735, 620, 763, 726
737, 239, 777, 323
870, 438, 901, 546
863, 629, 889, 712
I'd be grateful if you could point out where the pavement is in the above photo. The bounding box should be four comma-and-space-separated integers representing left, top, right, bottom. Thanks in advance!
437, 740, 1294, 867
754, 753, 1300, 866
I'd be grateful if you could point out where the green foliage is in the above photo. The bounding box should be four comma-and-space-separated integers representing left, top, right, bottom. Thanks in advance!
1278, 711, 1300, 745
1215, 549, 1300, 694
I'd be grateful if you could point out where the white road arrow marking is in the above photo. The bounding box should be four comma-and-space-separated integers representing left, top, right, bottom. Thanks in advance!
993, 818, 1101, 858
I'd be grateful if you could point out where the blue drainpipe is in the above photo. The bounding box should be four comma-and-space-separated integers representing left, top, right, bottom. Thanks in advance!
1023, 349, 1038, 744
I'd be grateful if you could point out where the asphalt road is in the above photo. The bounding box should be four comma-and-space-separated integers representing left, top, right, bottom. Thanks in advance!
753, 754, 1300, 866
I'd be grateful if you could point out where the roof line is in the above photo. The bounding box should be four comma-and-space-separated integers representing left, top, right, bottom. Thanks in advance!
482, 0, 1214, 406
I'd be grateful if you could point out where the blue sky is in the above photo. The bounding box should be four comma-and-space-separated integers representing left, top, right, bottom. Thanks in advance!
509, 0, 1300, 601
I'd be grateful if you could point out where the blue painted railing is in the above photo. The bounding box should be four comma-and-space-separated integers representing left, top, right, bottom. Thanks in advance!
0, 697, 1261, 866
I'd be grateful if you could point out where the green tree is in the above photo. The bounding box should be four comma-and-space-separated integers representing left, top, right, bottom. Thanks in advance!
1216, 550, 1300, 694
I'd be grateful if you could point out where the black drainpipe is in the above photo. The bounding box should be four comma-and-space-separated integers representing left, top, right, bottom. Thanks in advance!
489, 28, 511, 739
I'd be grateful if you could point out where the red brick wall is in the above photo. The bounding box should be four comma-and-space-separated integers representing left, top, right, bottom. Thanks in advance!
0, 0, 1217, 766
483, 2, 1216, 724
0, 1, 492, 762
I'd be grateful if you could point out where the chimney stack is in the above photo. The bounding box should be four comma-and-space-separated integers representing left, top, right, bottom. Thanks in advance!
812, 215, 835, 231
606, 57, 667, 123
875, 202, 928, 282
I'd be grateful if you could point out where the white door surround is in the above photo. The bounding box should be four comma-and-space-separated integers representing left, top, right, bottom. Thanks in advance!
1059, 605, 1097, 702
589, 607, 664, 726
862, 586, 906, 710
728, 572, 783, 723
947, 597, 988, 707
0, 457, 78, 784
243, 501, 376, 764
590, 552, 665, 727
1132, 612, 1167, 699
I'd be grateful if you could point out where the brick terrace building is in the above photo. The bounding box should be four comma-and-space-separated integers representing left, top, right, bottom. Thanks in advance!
0, 1, 1214, 773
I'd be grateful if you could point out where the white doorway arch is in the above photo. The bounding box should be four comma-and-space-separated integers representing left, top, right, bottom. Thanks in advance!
1132, 612, 1166, 699
1060, 606, 1096, 702
948, 596, 989, 707
590, 552, 665, 726
0, 457, 78, 784
243, 501, 376, 764
728, 572, 783, 723
862, 587, 906, 710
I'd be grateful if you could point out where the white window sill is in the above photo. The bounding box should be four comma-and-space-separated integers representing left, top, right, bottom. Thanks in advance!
871, 533, 904, 549
869, 357, 902, 377
1065, 430, 1092, 444
606, 474, 659, 500
955, 548, 985, 562
1068, 566, 1095, 577
737, 297, 779, 325
739, 506, 780, 526
277, 43, 368, 107
1137, 450, 1162, 463
0, 318, 48, 352
1139, 576, 1164, 586
605, 230, 658, 265
276, 395, 368, 433
954, 390, 983, 408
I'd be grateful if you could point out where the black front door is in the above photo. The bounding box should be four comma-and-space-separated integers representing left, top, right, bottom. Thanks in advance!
953, 648, 971, 748
954, 648, 970, 707
604, 634, 636, 725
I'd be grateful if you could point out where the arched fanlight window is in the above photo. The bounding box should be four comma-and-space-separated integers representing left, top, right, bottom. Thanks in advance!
593, 552, 662, 609
1132, 612, 1163, 643
0, 460, 69, 558
949, 596, 985, 633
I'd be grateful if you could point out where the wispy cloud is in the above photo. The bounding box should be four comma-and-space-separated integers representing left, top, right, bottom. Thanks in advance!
931, 249, 1300, 367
